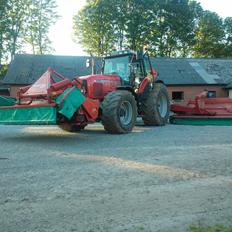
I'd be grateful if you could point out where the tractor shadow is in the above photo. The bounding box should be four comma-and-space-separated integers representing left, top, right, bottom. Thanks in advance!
0, 125, 147, 146
1, 125, 105, 145
1, 122, 149, 147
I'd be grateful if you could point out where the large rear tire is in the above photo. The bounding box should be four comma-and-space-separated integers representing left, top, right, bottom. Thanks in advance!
58, 124, 86, 133
141, 83, 170, 126
101, 90, 137, 134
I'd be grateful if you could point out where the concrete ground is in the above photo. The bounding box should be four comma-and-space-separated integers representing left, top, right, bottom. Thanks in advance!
0, 123, 232, 232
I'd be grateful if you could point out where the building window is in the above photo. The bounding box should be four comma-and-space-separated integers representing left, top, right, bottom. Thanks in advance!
207, 91, 216, 98
172, 91, 184, 101
229, 90, 232, 99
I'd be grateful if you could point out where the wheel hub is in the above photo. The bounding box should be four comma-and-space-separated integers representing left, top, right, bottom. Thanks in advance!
157, 93, 168, 118
119, 101, 133, 126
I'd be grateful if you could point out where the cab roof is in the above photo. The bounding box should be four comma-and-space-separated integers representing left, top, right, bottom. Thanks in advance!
104, 50, 137, 59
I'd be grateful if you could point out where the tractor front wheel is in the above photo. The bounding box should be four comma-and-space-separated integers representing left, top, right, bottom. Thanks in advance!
141, 83, 170, 126
101, 90, 137, 134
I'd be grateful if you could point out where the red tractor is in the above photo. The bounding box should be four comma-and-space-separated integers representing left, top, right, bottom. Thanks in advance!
59, 50, 170, 133
0, 50, 170, 134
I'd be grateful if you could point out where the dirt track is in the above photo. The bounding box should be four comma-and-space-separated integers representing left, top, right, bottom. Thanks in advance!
0, 123, 232, 231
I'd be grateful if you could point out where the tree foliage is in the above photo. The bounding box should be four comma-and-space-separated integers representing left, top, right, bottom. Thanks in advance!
150, 0, 203, 57
0, 0, 59, 66
0, 64, 8, 80
5, 0, 30, 61
0, 0, 10, 66
73, 0, 202, 57
224, 17, 232, 57
73, 0, 115, 56
73, 0, 232, 58
24, 0, 59, 55
194, 11, 225, 58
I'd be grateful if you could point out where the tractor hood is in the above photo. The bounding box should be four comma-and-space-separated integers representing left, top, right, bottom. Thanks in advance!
76, 74, 121, 99
78, 74, 121, 83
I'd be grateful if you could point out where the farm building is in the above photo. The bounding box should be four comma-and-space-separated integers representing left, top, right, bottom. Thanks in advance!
153, 58, 232, 101
3, 54, 232, 101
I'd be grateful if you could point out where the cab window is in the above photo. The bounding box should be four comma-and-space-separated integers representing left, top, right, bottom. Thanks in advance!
104, 56, 129, 82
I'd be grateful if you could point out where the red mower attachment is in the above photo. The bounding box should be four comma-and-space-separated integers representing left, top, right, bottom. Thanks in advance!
18, 67, 72, 104
170, 91, 232, 125
0, 67, 99, 128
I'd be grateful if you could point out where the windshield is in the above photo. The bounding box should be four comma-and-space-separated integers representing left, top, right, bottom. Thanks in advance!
103, 56, 129, 82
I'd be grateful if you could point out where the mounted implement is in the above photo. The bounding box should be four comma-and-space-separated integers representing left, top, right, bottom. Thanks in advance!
0, 50, 170, 133
170, 91, 232, 125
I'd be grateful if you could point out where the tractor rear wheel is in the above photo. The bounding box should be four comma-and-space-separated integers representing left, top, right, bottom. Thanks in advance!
58, 124, 86, 132
141, 83, 170, 126
101, 90, 137, 134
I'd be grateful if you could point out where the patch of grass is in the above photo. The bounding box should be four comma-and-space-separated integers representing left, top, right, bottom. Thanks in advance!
189, 224, 232, 232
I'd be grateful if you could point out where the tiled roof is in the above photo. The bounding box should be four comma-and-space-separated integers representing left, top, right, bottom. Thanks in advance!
151, 58, 209, 85
188, 59, 232, 84
3, 54, 100, 85
3, 54, 232, 86
226, 82, 232, 88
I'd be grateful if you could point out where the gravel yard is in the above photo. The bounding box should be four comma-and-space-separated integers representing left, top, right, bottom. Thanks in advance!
0, 123, 232, 232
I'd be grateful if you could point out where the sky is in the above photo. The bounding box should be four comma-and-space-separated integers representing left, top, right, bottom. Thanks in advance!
49, 0, 232, 56
49, 0, 86, 56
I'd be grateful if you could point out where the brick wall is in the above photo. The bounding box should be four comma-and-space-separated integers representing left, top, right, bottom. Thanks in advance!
167, 85, 228, 102
10, 86, 22, 98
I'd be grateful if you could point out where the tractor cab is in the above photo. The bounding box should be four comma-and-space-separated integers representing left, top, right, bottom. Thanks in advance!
103, 50, 155, 88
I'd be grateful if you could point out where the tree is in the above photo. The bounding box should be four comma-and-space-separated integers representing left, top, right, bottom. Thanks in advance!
193, 11, 225, 58
110, 0, 128, 50
73, 0, 157, 55
1, 0, 59, 63
73, 0, 116, 56
153, 0, 202, 57
4, 0, 29, 61
74, 0, 231, 58
0, 0, 9, 66
124, 0, 155, 51
173, 0, 202, 57
74, 0, 203, 57
224, 17, 232, 57
24, 0, 59, 55
0, 64, 8, 80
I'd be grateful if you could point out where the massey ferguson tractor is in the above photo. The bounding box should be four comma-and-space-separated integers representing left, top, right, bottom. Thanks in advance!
0, 50, 170, 134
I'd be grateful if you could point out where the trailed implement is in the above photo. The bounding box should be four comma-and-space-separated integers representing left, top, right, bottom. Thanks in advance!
170, 91, 232, 126
0, 67, 96, 127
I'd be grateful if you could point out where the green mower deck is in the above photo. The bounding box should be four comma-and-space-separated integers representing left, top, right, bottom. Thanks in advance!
0, 105, 57, 125
0, 96, 16, 107
0, 86, 85, 125
170, 116, 232, 126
